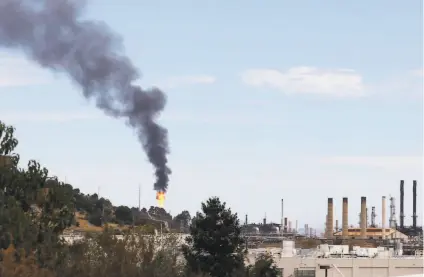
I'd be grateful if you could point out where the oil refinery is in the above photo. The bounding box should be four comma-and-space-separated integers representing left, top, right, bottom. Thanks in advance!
240, 180, 423, 277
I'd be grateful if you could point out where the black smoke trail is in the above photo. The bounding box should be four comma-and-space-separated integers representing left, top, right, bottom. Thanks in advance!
0, 0, 171, 192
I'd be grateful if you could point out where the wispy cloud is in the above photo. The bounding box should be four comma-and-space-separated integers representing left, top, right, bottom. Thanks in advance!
320, 156, 423, 171
160, 75, 216, 89
241, 66, 365, 97
0, 111, 103, 123
0, 52, 52, 87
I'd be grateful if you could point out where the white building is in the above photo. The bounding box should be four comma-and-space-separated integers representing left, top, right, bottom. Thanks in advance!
246, 241, 424, 277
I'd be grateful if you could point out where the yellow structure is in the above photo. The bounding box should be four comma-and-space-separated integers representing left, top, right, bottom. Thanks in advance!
334, 228, 408, 240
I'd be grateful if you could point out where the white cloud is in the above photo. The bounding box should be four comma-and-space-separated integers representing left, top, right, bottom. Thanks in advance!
161, 75, 216, 89
0, 111, 103, 123
241, 66, 365, 97
0, 52, 52, 87
320, 156, 423, 171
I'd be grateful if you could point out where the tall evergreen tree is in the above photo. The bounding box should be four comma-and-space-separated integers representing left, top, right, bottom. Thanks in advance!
182, 197, 245, 277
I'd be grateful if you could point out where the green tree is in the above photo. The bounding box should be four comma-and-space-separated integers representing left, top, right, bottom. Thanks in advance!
174, 210, 191, 227
0, 121, 18, 156
0, 120, 75, 268
115, 205, 133, 224
247, 254, 279, 277
182, 197, 245, 277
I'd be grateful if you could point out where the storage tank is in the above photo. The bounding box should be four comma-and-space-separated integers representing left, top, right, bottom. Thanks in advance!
271, 226, 280, 234
252, 227, 260, 234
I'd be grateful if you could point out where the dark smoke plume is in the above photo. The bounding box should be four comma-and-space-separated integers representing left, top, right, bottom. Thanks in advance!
0, 0, 171, 192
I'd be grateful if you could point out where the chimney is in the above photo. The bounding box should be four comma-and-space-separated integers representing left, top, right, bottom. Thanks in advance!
281, 199, 284, 234
413, 180, 417, 228
288, 221, 292, 232
245, 214, 248, 225
400, 180, 405, 228
263, 217, 266, 225
366, 207, 369, 228
305, 224, 308, 236
326, 198, 334, 238
360, 197, 367, 238
284, 217, 288, 232
382, 196, 386, 239
342, 197, 349, 238
335, 219, 339, 232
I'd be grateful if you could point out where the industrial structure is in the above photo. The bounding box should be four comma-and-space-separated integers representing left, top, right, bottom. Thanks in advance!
246, 241, 423, 277
246, 182, 423, 276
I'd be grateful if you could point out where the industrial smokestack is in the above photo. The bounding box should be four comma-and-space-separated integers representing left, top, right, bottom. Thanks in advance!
335, 219, 339, 232
400, 180, 405, 228
245, 214, 248, 225
305, 224, 308, 236
284, 217, 288, 232
389, 197, 397, 228
371, 206, 376, 227
342, 197, 349, 238
281, 199, 284, 235
326, 198, 334, 239
360, 197, 367, 239
413, 180, 417, 228
288, 221, 292, 232
366, 207, 369, 228
0, 1, 171, 193
382, 196, 386, 239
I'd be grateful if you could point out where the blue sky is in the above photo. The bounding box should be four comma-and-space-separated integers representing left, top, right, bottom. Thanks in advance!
0, 0, 422, 232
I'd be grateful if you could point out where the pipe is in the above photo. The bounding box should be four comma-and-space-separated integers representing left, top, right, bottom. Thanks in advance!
326, 198, 334, 238
413, 180, 417, 228
400, 180, 404, 228
342, 197, 349, 238
382, 196, 386, 239
360, 197, 367, 238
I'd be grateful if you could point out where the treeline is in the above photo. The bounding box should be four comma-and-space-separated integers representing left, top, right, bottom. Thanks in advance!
73, 187, 191, 232
0, 120, 279, 277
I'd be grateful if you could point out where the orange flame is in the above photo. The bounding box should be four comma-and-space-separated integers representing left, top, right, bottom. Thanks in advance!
156, 191, 165, 208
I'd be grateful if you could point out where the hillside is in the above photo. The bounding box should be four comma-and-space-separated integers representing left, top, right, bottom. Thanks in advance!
67, 188, 191, 233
